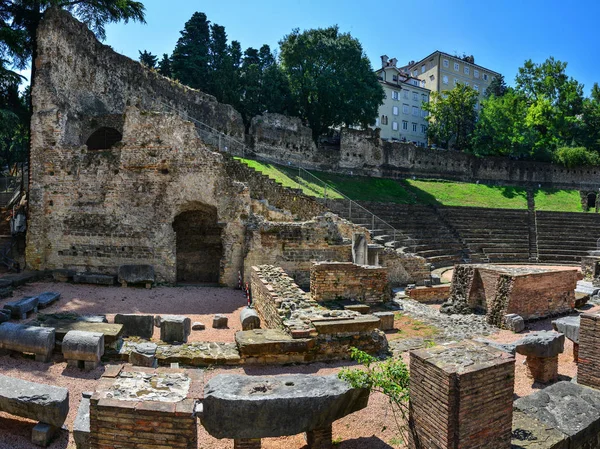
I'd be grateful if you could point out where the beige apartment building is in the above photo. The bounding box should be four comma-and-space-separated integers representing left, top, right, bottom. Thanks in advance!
373, 56, 430, 146
406, 51, 500, 110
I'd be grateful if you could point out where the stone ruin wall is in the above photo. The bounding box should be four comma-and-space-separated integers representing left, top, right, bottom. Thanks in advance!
310, 262, 391, 304
379, 249, 430, 286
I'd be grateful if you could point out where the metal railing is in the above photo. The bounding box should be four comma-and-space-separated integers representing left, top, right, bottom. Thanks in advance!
155, 101, 417, 253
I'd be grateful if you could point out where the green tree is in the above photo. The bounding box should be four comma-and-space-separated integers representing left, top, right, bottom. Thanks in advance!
157, 53, 172, 78
580, 83, 600, 153
279, 26, 384, 141
0, 62, 28, 166
171, 12, 211, 91
484, 74, 508, 98
424, 84, 478, 151
138, 49, 157, 68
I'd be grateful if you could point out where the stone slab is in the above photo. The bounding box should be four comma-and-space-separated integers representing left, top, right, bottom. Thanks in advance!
3, 296, 39, 319
511, 409, 568, 449
515, 331, 565, 358
373, 312, 395, 331
343, 304, 371, 314
37, 292, 61, 309
37, 319, 123, 346
160, 315, 191, 343
114, 314, 154, 339
2, 271, 48, 287
0, 309, 10, 324
235, 329, 315, 357
62, 330, 104, 363
129, 342, 157, 368
310, 315, 380, 334
73, 273, 115, 286
0, 322, 55, 361
202, 374, 369, 439
514, 381, 600, 448
155, 341, 241, 366
73, 395, 91, 449
0, 373, 69, 427
213, 314, 228, 329
52, 269, 75, 283
552, 315, 580, 344
117, 264, 155, 285
240, 308, 260, 331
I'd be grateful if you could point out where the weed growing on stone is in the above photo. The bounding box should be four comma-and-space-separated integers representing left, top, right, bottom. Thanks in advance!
338, 348, 410, 444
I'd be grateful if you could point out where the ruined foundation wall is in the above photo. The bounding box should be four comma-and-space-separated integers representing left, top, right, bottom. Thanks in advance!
310, 262, 391, 303
379, 249, 431, 286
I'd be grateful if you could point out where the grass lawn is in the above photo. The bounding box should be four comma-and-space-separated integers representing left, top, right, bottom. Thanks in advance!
237, 157, 585, 212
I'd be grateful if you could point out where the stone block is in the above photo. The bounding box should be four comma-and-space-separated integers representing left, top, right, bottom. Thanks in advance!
73, 394, 91, 449
0, 374, 69, 428
525, 354, 558, 384
118, 264, 155, 287
62, 330, 104, 370
511, 409, 568, 449
306, 425, 332, 449
3, 296, 39, 319
503, 313, 525, 333
235, 329, 315, 358
431, 274, 441, 285
114, 313, 154, 338
343, 304, 371, 314
36, 318, 122, 348
0, 308, 10, 323
552, 315, 580, 343
515, 331, 565, 358
37, 291, 61, 309
160, 315, 191, 343
31, 422, 60, 447
0, 322, 55, 362
192, 322, 205, 331
72, 273, 115, 285
213, 314, 229, 329
52, 269, 75, 283
240, 308, 260, 331
202, 374, 369, 439
373, 312, 395, 331
310, 315, 380, 335
129, 342, 157, 368
352, 233, 368, 265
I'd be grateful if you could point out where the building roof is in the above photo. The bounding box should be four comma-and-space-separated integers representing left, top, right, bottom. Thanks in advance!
409, 50, 501, 76
375, 67, 431, 93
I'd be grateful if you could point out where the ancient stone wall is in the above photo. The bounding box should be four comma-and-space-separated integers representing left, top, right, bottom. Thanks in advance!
250, 266, 292, 331
408, 285, 451, 302
310, 262, 391, 303
379, 249, 431, 286
244, 215, 356, 288
578, 312, 600, 390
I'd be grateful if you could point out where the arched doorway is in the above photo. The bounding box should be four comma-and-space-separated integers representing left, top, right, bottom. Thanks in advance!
588, 192, 597, 211
173, 206, 223, 284
86, 127, 122, 150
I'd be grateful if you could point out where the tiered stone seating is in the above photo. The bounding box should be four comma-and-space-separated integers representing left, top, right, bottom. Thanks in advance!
439, 207, 530, 263
536, 212, 600, 263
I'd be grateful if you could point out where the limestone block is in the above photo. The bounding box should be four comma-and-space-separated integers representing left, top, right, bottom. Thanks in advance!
503, 313, 525, 333
73, 393, 91, 449
515, 331, 565, 358
31, 422, 60, 447
343, 304, 371, 314
213, 314, 229, 329
114, 313, 154, 338
352, 233, 368, 265
552, 315, 580, 343
52, 269, 75, 283
311, 315, 380, 335
160, 315, 191, 343
202, 374, 369, 439
62, 330, 104, 369
3, 296, 39, 319
192, 322, 205, 331
0, 374, 69, 428
118, 264, 155, 287
373, 312, 395, 331
0, 322, 55, 362
73, 273, 115, 285
37, 292, 61, 309
129, 342, 157, 367
240, 308, 260, 331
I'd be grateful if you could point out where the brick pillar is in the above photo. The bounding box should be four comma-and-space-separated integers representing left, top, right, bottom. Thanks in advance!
408, 341, 515, 449
306, 425, 333, 449
234, 438, 261, 449
525, 355, 558, 384
578, 312, 600, 389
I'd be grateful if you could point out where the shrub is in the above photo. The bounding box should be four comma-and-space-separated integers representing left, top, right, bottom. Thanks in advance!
554, 146, 600, 168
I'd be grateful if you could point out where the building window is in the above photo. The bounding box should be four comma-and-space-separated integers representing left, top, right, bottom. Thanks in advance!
392, 91, 399, 100
403, 104, 409, 114
421, 64, 425, 73
413, 92, 419, 101
483, 73, 488, 81
474, 69, 479, 78
381, 115, 388, 125
443, 59, 449, 68
421, 124, 427, 134
412, 106, 419, 116
403, 90, 409, 99
474, 84, 479, 92
412, 79, 419, 86
412, 122, 417, 132
429, 75, 435, 82
464, 66, 470, 75
465, 81, 470, 86
443, 75, 449, 84
421, 109, 428, 118
392, 75, 398, 82
454, 78, 459, 85
392, 121, 399, 131
402, 120, 408, 130
392, 106, 399, 115
413, 70, 418, 77
454, 62, 459, 71
421, 94, 427, 103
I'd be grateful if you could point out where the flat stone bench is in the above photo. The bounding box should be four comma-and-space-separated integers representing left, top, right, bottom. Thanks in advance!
3, 296, 39, 319
0, 322, 55, 362
0, 374, 69, 447
118, 264, 155, 288
202, 374, 369, 448
63, 330, 105, 370
37, 292, 61, 309
515, 330, 565, 383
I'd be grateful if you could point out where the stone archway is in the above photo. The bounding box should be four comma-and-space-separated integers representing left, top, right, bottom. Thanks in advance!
588, 192, 597, 211
172, 205, 223, 284
86, 127, 122, 150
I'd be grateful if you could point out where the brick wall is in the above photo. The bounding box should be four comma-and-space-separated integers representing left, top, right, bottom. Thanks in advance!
578, 312, 600, 389
310, 262, 391, 303
409, 342, 515, 449
408, 285, 451, 302
379, 249, 431, 286
250, 266, 293, 330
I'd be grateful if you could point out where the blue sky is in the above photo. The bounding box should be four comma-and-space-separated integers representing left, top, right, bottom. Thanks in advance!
99, 0, 599, 95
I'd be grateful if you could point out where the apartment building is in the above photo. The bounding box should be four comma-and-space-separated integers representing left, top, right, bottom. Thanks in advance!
406, 51, 500, 110
374, 56, 430, 146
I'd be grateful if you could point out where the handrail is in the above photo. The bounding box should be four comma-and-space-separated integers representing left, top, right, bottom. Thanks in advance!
154, 100, 417, 253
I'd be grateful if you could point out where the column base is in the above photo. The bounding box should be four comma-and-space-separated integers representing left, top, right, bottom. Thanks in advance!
526, 354, 558, 384
307, 425, 333, 449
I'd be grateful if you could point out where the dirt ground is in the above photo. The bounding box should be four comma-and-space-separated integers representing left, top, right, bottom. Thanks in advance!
0, 278, 590, 449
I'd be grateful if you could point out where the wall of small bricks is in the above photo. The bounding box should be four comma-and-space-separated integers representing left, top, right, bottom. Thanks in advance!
408, 285, 451, 302
578, 312, 600, 389
310, 262, 391, 303
249, 266, 291, 330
